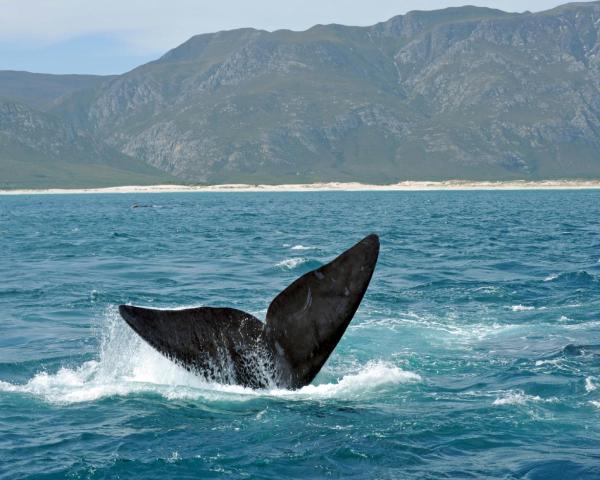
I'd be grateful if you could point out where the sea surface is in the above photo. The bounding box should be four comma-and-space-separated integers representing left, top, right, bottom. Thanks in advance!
1, 190, 599, 479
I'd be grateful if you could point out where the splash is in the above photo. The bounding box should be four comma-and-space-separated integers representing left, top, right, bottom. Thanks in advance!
0, 309, 421, 404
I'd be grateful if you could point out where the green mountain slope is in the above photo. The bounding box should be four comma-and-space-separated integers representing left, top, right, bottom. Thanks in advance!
0, 100, 175, 188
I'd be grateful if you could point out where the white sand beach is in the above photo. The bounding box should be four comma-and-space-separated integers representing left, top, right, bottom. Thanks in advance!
2, 180, 600, 195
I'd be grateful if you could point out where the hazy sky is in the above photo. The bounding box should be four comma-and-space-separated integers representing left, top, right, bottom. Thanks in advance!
0, 0, 593, 75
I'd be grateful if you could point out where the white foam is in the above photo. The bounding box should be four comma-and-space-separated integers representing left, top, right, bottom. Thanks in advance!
290, 245, 313, 251
534, 358, 562, 367
167, 451, 181, 463
0, 309, 421, 404
493, 392, 541, 406
544, 274, 558, 282
585, 377, 597, 393
511, 305, 535, 312
272, 362, 421, 400
590, 401, 600, 408
492, 390, 556, 406
275, 257, 308, 269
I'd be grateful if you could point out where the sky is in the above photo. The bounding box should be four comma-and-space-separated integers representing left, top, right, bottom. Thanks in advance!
0, 0, 593, 75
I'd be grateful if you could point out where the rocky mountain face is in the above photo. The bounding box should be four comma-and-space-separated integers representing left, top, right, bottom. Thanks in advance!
4, 2, 600, 186
0, 99, 174, 188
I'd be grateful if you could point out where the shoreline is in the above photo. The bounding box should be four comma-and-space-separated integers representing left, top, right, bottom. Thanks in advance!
2, 180, 600, 195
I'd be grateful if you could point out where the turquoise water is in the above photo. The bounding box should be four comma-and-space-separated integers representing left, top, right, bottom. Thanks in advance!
1, 191, 599, 479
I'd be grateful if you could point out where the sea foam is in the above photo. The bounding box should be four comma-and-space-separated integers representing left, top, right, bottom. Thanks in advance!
585, 377, 597, 393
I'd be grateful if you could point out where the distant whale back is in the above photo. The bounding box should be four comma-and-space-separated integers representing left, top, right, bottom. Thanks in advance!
119, 233, 379, 389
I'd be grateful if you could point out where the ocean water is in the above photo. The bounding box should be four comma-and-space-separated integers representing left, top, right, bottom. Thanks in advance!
0, 190, 599, 479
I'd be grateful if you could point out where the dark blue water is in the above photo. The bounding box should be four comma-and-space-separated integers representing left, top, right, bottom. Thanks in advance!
1, 191, 599, 479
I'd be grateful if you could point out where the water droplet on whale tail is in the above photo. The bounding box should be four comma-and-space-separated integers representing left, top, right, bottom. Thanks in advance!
119, 233, 380, 390
118, 305, 269, 387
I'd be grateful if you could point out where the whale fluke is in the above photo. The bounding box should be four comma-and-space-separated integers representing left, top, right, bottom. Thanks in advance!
118, 306, 269, 387
119, 233, 379, 389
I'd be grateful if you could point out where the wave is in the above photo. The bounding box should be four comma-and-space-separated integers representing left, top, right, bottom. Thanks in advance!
492, 390, 557, 406
543, 271, 597, 284
532, 344, 600, 370
0, 309, 421, 404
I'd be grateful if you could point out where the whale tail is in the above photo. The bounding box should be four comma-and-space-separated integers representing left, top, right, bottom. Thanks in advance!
119, 233, 379, 389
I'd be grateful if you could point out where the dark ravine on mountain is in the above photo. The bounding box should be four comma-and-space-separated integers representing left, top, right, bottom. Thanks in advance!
2, 1, 600, 188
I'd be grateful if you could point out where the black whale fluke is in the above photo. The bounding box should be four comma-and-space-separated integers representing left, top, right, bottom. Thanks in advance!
119, 233, 379, 390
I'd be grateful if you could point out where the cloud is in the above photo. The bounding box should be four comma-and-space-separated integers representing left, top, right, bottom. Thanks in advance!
0, 0, 572, 56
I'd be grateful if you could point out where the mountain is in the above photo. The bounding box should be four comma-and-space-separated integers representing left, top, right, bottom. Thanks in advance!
0, 71, 113, 111
4, 1, 600, 186
0, 100, 174, 188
